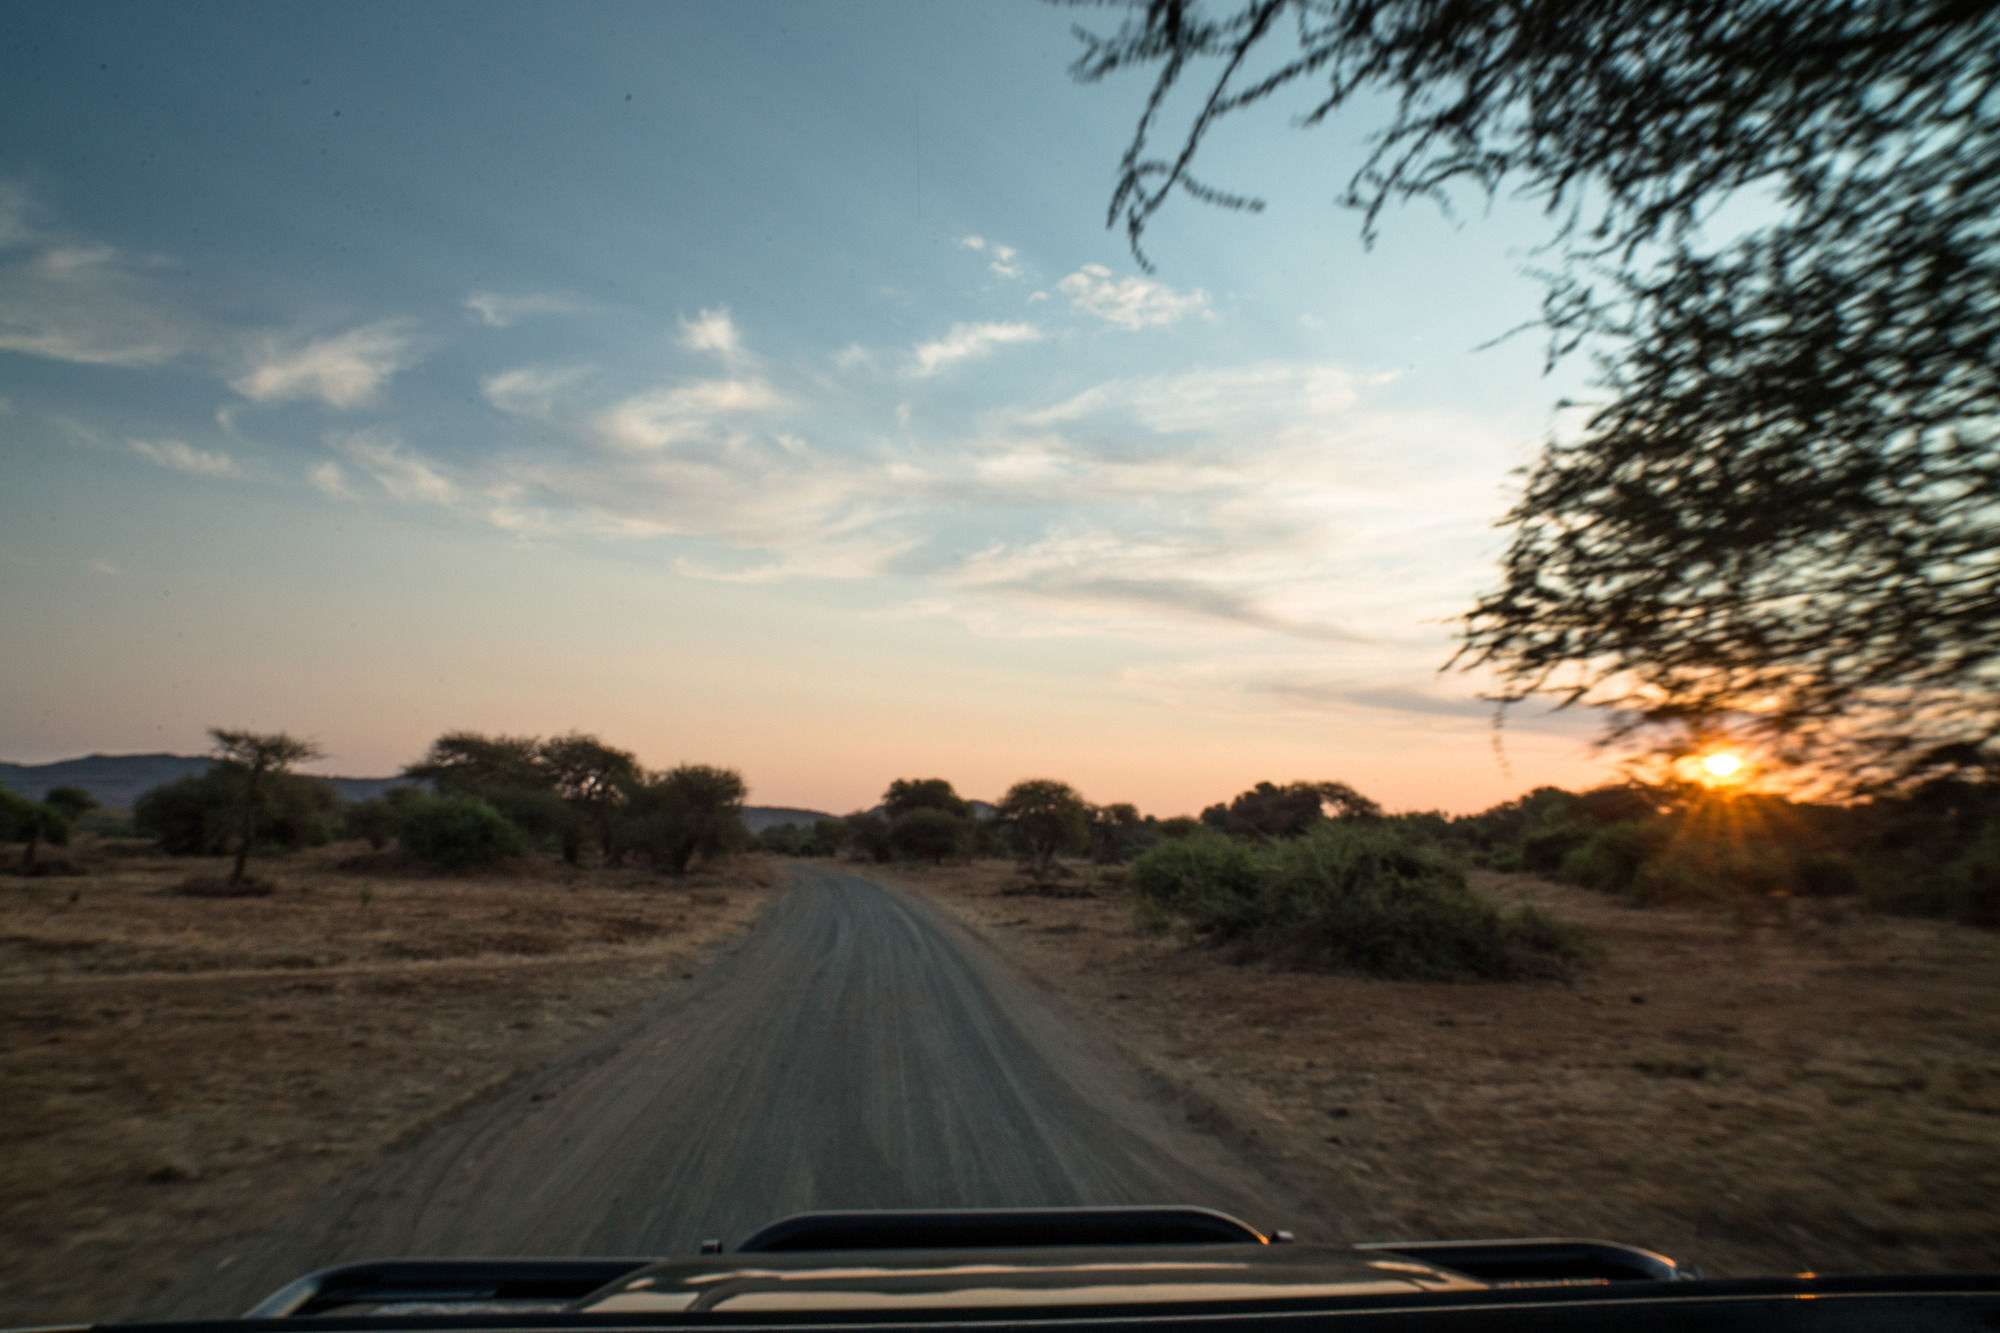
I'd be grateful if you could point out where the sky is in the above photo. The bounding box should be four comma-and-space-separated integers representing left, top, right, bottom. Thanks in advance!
0, 0, 1620, 816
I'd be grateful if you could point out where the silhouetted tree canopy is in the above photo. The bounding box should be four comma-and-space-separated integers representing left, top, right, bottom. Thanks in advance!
402, 732, 547, 796
881, 778, 972, 820
1064, 0, 2000, 789
620, 764, 748, 875
1201, 780, 1382, 838
997, 778, 1092, 878
209, 728, 324, 884
538, 732, 640, 863
43, 785, 97, 822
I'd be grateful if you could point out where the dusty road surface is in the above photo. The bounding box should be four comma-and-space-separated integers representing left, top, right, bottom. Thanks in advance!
149, 866, 1290, 1318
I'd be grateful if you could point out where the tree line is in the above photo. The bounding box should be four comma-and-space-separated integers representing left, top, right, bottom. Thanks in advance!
3, 731, 1989, 928
27, 727, 753, 886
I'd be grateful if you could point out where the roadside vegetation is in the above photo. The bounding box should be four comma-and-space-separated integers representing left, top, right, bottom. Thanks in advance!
7, 741, 1994, 981
1129, 823, 1588, 981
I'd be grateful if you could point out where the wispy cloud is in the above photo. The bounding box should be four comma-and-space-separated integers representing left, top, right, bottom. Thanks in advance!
957, 233, 1024, 279
482, 363, 591, 421
1058, 264, 1208, 330
910, 321, 1042, 377
0, 182, 195, 367
333, 429, 457, 504
307, 460, 356, 500
90, 558, 121, 577
593, 377, 783, 452
464, 290, 585, 328
679, 306, 743, 359
130, 438, 241, 478
231, 321, 419, 409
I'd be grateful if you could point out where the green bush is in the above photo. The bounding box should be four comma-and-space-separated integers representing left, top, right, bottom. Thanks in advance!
342, 798, 400, 850
1559, 820, 1672, 898
397, 795, 524, 868
1130, 824, 1588, 981
1870, 821, 2000, 927
889, 808, 974, 864
846, 812, 893, 863
133, 767, 338, 856
1629, 831, 1796, 907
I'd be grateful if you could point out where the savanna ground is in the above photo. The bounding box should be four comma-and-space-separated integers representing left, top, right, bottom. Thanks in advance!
881, 861, 2000, 1278
7, 845, 1998, 1325
0, 843, 774, 1326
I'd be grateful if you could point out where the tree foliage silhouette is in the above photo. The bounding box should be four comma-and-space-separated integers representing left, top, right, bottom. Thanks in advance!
209, 728, 323, 885
1064, 0, 2000, 788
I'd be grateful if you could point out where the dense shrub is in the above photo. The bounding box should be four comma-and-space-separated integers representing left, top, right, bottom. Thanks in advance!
1558, 820, 1672, 898
1869, 821, 2000, 928
397, 794, 524, 868
342, 798, 400, 849
846, 812, 893, 863
1130, 823, 1588, 981
0, 788, 71, 870
615, 765, 747, 874
889, 808, 973, 864
133, 767, 338, 856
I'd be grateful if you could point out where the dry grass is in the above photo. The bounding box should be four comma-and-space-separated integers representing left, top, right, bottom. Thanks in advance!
884, 859, 2000, 1278
0, 842, 775, 1326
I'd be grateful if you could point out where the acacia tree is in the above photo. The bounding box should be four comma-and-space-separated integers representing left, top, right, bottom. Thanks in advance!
621, 765, 748, 875
881, 778, 972, 820
1064, 0, 2000, 790
1201, 780, 1382, 839
209, 728, 324, 885
538, 732, 640, 863
0, 789, 70, 872
997, 778, 1091, 880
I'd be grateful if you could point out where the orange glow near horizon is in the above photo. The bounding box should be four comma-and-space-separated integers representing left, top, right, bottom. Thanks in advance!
1702, 752, 1744, 779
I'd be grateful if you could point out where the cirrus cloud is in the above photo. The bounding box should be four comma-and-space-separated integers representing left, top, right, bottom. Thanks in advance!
1058, 263, 1209, 330
910, 321, 1042, 377
130, 438, 241, 478
231, 321, 419, 409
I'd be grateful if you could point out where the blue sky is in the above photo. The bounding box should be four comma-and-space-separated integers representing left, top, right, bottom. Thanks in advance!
0, 0, 1614, 814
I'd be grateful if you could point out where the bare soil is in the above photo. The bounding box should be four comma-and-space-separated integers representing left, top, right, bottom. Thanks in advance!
881, 861, 2000, 1278
0, 843, 774, 1325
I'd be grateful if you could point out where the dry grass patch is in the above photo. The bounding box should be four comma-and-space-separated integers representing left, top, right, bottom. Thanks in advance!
884, 859, 2000, 1278
0, 843, 776, 1325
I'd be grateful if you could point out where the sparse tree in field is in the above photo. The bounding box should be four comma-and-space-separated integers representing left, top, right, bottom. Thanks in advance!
43, 786, 98, 823
1088, 802, 1152, 864
537, 732, 640, 864
0, 789, 70, 872
997, 779, 1091, 880
889, 807, 973, 865
620, 765, 748, 875
1066, 0, 2000, 789
209, 729, 324, 886
882, 778, 972, 820
1202, 781, 1383, 840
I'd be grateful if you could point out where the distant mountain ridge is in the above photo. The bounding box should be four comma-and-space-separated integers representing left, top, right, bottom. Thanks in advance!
0, 754, 406, 810
0, 753, 835, 831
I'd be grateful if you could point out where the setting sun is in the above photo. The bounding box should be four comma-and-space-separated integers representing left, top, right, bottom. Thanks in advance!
1702, 752, 1744, 778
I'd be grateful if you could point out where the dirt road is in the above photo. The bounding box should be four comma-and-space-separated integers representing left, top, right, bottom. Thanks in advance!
149, 866, 1289, 1318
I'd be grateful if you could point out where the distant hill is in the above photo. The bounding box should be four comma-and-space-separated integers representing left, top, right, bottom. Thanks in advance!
0, 753, 833, 832
0, 753, 410, 811
742, 805, 837, 834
